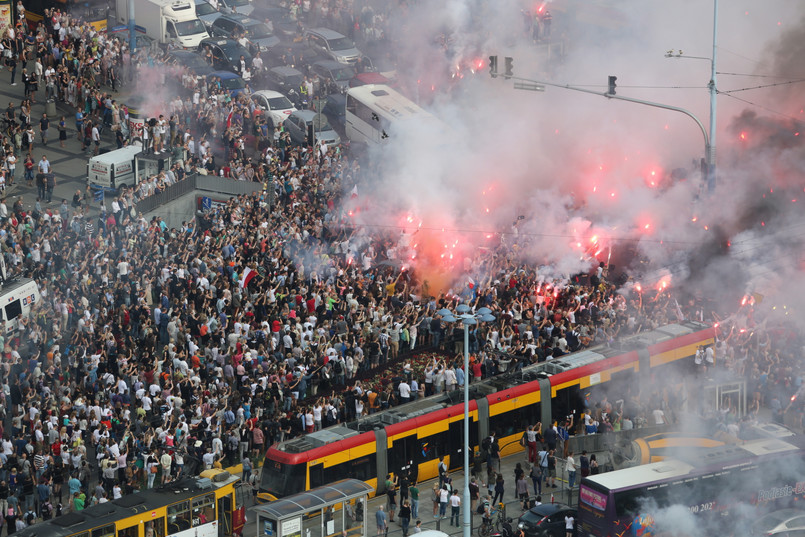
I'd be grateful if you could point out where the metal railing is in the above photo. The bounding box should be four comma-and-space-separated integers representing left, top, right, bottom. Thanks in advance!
135, 174, 198, 214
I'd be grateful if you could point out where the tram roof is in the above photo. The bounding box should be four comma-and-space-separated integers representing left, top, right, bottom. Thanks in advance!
15, 474, 240, 537
253, 479, 374, 521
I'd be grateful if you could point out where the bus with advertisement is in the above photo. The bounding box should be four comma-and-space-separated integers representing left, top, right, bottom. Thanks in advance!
576, 436, 805, 537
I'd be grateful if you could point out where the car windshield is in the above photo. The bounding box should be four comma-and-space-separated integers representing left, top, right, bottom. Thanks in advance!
333, 67, 356, 81
224, 47, 251, 61
310, 116, 332, 131
221, 77, 246, 90
175, 19, 207, 36
172, 54, 204, 68
327, 36, 354, 51
268, 96, 293, 109
280, 73, 303, 87
246, 23, 272, 39
195, 2, 216, 15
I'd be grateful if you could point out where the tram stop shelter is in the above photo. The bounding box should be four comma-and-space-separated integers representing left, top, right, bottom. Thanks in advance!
254, 479, 373, 537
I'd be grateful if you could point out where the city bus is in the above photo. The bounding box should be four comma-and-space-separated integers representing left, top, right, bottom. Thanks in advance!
15, 471, 246, 537
345, 84, 444, 146
576, 436, 805, 537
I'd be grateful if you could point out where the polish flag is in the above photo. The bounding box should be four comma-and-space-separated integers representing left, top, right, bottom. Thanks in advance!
241, 267, 257, 288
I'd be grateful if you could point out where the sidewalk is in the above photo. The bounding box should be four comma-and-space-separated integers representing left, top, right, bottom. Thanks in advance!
243, 446, 586, 537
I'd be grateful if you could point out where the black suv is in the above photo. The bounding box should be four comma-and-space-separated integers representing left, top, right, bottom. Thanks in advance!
209, 13, 280, 54
198, 37, 253, 74
518, 503, 577, 537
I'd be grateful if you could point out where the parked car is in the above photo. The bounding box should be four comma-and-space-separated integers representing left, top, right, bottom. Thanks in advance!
264, 65, 305, 94
165, 49, 215, 77
209, 13, 280, 54
264, 41, 323, 71
518, 503, 576, 537
310, 60, 356, 93
217, 0, 254, 16
283, 109, 341, 146
194, 0, 223, 29
349, 71, 392, 88
198, 38, 252, 73
251, 90, 296, 126
321, 93, 346, 132
304, 27, 362, 65
250, 5, 300, 41
752, 509, 805, 536
207, 70, 250, 97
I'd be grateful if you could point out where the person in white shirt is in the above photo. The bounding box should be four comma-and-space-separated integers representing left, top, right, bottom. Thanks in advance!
398, 381, 410, 403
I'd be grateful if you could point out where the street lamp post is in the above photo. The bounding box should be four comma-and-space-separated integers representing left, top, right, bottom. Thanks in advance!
439, 305, 495, 537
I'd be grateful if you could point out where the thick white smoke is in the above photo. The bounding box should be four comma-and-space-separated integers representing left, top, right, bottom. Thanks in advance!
346, 0, 805, 318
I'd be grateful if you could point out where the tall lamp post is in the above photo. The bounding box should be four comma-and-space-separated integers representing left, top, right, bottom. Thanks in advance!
439, 305, 495, 537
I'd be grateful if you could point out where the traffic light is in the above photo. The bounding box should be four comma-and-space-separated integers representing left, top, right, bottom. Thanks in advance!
488, 55, 498, 78
504, 57, 513, 79
608, 75, 617, 95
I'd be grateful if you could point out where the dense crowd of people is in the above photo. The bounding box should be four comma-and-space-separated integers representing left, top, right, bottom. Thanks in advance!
0, 1, 796, 533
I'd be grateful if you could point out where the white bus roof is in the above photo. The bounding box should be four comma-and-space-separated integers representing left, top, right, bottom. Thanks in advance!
586, 459, 695, 491
346, 84, 430, 122
586, 437, 802, 491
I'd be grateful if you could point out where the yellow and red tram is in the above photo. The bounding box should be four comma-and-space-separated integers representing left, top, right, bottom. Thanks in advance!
260, 321, 715, 501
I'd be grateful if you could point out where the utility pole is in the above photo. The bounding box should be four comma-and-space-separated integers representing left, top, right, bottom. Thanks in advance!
707, 0, 719, 193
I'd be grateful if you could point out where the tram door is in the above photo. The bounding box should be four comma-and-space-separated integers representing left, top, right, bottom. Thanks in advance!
447, 417, 480, 472
447, 420, 465, 472
219, 496, 233, 537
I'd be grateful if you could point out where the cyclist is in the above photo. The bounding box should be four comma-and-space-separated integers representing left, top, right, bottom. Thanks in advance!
480, 495, 492, 534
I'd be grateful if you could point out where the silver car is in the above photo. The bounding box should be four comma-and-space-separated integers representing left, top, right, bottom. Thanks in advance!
283, 110, 341, 146
305, 27, 362, 65
194, 0, 223, 29
752, 509, 805, 536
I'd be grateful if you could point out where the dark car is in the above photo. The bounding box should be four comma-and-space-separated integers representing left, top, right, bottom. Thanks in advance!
518, 503, 576, 537
209, 13, 280, 54
310, 59, 356, 93
264, 41, 323, 71
207, 70, 250, 97
249, 5, 301, 41
165, 50, 215, 77
264, 65, 305, 94
217, 0, 253, 16
348, 71, 392, 88
198, 37, 252, 74
322, 93, 346, 129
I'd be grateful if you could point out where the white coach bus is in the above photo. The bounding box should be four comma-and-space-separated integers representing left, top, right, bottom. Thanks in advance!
345, 84, 443, 146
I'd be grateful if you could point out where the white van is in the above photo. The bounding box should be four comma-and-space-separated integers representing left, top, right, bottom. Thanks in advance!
0, 278, 42, 335
87, 143, 143, 194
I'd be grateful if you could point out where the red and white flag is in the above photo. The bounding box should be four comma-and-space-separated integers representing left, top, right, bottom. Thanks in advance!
241, 267, 257, 288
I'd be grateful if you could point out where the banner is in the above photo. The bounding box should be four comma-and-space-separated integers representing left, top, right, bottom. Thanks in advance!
0, 2, 11, 36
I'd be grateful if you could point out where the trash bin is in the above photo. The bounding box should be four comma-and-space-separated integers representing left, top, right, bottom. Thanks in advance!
46, 100, 56, 117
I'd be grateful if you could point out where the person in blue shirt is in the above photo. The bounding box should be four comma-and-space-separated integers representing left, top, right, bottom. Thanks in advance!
68, 473, 81, 497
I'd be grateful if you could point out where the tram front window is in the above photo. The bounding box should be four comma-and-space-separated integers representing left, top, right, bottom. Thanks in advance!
261, 460, 306, 497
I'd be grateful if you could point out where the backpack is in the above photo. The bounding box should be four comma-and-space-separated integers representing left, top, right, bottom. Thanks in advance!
482, 436, 492, 452
476, 502, 486, 514
333, 360, 342, 375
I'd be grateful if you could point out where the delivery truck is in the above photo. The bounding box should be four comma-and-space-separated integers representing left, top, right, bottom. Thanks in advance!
87, 142, 174, 194
116, 0, 209, 49
0, 255, 42, 337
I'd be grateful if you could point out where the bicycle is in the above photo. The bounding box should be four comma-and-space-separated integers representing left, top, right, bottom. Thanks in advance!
477, 502, 506, 537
